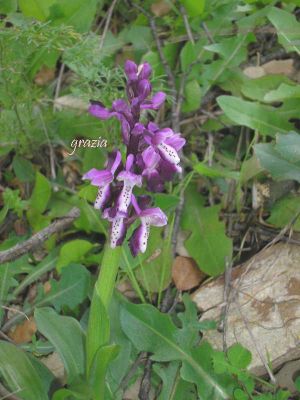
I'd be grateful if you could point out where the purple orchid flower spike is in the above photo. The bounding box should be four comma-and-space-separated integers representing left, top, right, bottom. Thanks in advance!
116, 154, 142, 214
85, 60, 185, 256
129, 195, 167, 257
82, 151, 121, 210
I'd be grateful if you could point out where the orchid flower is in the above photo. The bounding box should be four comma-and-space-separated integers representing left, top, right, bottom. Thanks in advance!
129, 195, 167, 256
82, 151, 121, 210
85, 60, 185, 256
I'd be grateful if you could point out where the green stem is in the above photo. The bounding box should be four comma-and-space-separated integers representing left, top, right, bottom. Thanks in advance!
86, 244, 122, 378
95, 244, 122, 310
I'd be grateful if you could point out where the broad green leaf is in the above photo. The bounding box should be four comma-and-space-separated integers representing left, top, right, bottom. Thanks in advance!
35, 307, 85, 383
43, 263, 90, 311
180, 41, 203, 73
268, 7, 300, 55
227, 344, 252, 369
181, 185, 232, 276
0, 341, 51, 400
89, 344, 120, 400
182, 80, 202, 113
264, 83, 300, 102
57, 239, 94, 271
267, 195, 300, 230
276, 131, 300, 163
153, 193, 179, 212
120, 302, 231, 399
29, 172, 51, 214
194, 162, 240, 180
180, 0, 205, 16
19, 0, 57, 20
0, 264, 12, 322
254, 143, 300, 182
0, 0, 17, 13
241, 75, 292, 103
12, 155, 35, 182
217, 96, 293, 135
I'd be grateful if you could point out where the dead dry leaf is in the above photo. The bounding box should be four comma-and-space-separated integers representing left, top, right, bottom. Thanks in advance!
151, 0, 172, 16
172, 256, 206, 291
9, 317, 37, 344
261, 59, 294, 76
41, 352, 65, 383
54, 95, 88, 111
34, 66, 55, 86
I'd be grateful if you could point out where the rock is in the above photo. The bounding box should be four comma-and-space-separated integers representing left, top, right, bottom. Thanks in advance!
261, 59, 294, 76
172, 256, 206, 291
41, 352, 65, 384
243, 66, 266, 79
192, 243, 300, 376
275, 359, 300, 394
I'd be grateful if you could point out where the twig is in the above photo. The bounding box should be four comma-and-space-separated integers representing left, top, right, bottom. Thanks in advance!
118, 352, 147, 394
54, 63, 65, 105
0, 207, 80, 264
99, 0, 118, 52
217, 258, 232, 352
180, 5, 194, 45
138, 358, 152, 400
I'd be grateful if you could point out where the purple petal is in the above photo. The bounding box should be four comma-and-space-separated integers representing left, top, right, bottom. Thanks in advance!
132, 123, 145, 136
110, 151, 122, 174
138, 63, 152, 80
159, 159, 181, 181
141, 91, 166, 110
82, 169, 113, 186
157, 142, 180, 165
138, 79, 151, 100
147, 122, 159, 133
129, 223, 149, 256
142, 146, 160, 168
120, 119, 131, 145
125, 154, 134, 171
117, 171, 142, 187
89, 103, 113, 120
152, 128, 174, 145
125, 60, 138, 81
94, 184, 111, 210
140, 207, 167, 226
165, 134, 186, 151
112, 99, 131, 115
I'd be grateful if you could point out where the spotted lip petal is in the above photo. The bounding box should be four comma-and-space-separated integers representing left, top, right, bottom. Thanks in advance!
103, 208, 127, 248
129, 223, 149, 256
94, 184, 111, 210
157, 142, 181, 165
82, 169, 113, 186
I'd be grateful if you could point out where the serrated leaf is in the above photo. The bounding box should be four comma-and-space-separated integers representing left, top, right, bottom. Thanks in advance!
268, 7, 300, 55
35, 307, 85, 383
43, 263, 90, 311
181, 185, 232, 276
217, 96, 293, 136
120, 302, 231, 399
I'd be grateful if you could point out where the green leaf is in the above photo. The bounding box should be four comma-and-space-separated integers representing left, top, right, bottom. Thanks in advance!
43, 263, 90, 311
0, 264, 12, 323
267, 195, 300, 230
57, 239, 94, 272
254, 143, 300, 182
217, 96, 294, 136
241, 75, 292, 103
194, 162, 240, 180
264, 83, 300, 102
268, 7, 300, 55
12, 156, 35, 182
29, 172, 52, 214
181, 185, 232, 276
89, 344, 120, 400
294, 376, 300, 392
227, 344, 252, 369
13, 250, 58, 297
182, 80, 202, 113
19, 0, 57, 20
276, 131, 300, 163
120, 302, 231, 399
180, 0, 205, 16
0, 0, 17, 13
0, 341, 52, 400
35, 307, 85, 383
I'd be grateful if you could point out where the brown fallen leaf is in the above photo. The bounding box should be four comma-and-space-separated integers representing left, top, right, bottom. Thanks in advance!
9, 317, 37, 344
151, 0, 172, 16
243, 66, 266, 79
43, 281, 52, 294
261, 59, 294, 76
41, 352, 65, 383
13, 219, 27, 236
172, 256, 206, 291
34, 66, 55, 86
